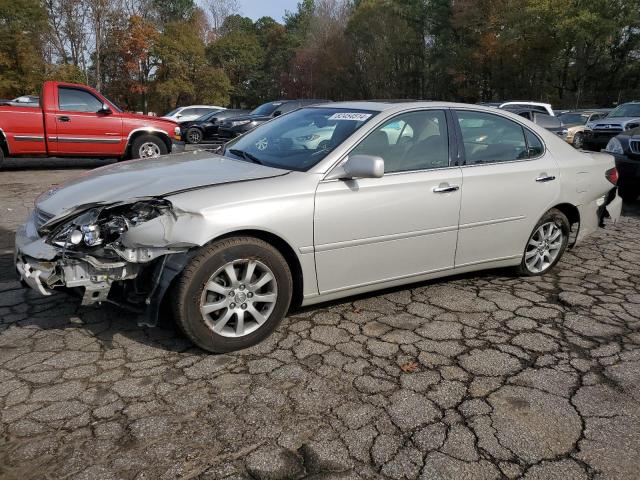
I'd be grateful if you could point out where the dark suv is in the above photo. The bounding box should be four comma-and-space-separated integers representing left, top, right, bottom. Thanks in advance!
582, 102, 640, 151
181, 109, 250, 144
218, 99, 329, 139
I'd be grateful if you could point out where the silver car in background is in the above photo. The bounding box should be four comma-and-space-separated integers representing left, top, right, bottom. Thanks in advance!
15, 102, 622, 353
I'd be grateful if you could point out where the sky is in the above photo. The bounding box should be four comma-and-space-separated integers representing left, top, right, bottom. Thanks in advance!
236, 0, 300, 22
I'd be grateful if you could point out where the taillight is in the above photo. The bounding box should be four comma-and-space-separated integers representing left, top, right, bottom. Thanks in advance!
605, 167, 618, 185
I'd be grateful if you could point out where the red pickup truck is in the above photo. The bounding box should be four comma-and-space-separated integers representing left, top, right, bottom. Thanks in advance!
0, 81, 184, 166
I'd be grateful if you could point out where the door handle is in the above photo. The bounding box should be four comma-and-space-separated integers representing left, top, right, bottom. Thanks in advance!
58, 116, 70, 122
433, 184, 460, 193
535, 175, 556, 183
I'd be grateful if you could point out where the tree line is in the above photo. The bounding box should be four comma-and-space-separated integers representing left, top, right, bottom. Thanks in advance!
1, 0, 639, 115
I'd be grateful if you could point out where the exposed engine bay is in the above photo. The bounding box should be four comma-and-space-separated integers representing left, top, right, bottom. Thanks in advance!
15, 199, 193, 316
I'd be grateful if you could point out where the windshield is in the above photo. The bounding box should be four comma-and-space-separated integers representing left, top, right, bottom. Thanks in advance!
558, 113, 589, 125
165, 108, 180, 117
224, 107, 377, 171
195, 111, 218, 122
251, 101, 284, 117
608, 103, 640, 118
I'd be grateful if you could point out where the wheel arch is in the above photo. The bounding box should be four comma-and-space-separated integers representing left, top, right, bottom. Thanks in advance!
125, 128, 172, 159
211, 229, 305, 309
551, 202, 580, 226
0, 128, 9, 156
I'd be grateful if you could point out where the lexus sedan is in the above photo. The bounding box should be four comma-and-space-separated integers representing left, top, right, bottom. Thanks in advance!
15, 102, 622, 353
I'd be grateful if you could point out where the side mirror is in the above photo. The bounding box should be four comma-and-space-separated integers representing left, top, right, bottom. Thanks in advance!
98, 103, 112, 114
175, 113, 182, 118
326, 154, 385, 180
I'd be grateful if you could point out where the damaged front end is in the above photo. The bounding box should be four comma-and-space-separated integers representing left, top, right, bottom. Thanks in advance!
15, 198, 194, 321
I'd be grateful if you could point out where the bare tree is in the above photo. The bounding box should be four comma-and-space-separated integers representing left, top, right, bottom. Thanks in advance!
205, 0, 240, 40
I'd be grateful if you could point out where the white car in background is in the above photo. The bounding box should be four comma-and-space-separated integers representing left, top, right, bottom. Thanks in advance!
499, 101, 555, 116
162, 105, 226, 123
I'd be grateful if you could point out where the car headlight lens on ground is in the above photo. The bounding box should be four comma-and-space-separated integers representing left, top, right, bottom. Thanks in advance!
605, 137, 624, 154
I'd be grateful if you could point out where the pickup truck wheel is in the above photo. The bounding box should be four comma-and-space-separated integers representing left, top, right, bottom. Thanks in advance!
0, 147, 4, 169
516, 208, 570, 276
131, 134, 168, 159
172, 237, 293, 353
187, 127, 203, 144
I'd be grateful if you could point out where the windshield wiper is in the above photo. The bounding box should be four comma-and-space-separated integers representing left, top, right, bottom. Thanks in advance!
228, 148, 263, 165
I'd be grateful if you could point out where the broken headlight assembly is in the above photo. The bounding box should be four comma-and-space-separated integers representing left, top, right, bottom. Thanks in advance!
46, 199, 173, 251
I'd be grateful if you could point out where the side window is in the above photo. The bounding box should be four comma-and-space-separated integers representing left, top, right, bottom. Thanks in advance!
350, 110, 449, 173
58, 87, 103, 113
524, 129, 544, 157
178, 108, 196, 117
456, 110, 528, 164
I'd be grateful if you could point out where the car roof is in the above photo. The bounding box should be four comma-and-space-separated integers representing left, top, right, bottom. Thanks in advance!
312, 100, 534, 113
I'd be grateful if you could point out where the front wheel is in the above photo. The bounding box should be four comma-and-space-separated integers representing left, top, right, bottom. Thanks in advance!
187, 127, 203, 144
131, 134, 168, 159
517, 208, 570, 276
572, 132, 584, 149
172, 237, 293, 353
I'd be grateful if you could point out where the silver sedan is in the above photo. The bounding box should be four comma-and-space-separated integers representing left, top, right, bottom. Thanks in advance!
15, 102, 623, 352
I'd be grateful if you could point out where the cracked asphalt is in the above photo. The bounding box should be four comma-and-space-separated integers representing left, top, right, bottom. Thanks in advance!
1, 158, 640, 480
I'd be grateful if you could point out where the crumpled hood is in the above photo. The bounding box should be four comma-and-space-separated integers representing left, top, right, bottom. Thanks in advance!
36, 151, 289, 217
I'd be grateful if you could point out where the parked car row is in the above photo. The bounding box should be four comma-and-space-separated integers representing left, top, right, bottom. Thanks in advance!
178, 99, 330, 145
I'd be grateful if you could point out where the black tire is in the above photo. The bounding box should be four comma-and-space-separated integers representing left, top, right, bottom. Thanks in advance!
516, 208, 570, 276
0, 147, 4, 169
186, 127, 203, 144
130, 134, 168, 159
171, 237, 293, 353
572, 132, 584, 149
619, 185, 640, 203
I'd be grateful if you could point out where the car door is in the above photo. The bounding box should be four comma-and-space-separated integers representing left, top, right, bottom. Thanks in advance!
453, 109, 560, 267
313, 109, 463, 294
53, 86, 123, 156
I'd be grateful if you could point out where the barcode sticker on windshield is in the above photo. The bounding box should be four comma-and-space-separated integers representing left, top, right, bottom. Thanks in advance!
328, 112, 372, 121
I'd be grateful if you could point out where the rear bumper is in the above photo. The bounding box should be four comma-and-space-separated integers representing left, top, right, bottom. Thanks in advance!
575, 188, 622, 245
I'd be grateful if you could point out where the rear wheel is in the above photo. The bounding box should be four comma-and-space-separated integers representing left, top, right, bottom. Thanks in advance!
517, 209, 570, 276
131, 134, 168, 159
187, 128, 203, 144
172, 237, 292, 353
0, 147, 4, 169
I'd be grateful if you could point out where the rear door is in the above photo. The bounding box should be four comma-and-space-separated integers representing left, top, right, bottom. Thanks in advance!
453, 109, 560, 267
52, 86, 123, 156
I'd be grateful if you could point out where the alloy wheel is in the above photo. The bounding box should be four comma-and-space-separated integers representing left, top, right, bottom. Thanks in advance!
188, 129, 202, 144
199, 259, 278, 338
524, 222, 564, 273
138, 141, 161, 158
